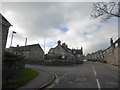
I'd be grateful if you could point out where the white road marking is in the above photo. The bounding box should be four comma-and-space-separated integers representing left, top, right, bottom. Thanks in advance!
92, 65, 97, 76
96, 79, 101, 90
47, 73, 59, 88
93, 69, 97, 76
92, 65, 101, 90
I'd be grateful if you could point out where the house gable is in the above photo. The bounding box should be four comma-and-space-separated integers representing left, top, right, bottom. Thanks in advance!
0, 13, 12, 27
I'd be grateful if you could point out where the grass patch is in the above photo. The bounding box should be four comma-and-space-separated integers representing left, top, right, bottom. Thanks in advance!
4, 68, 39, 89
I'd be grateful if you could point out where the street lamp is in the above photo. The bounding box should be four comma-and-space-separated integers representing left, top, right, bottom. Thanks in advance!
10, 31, 16, 47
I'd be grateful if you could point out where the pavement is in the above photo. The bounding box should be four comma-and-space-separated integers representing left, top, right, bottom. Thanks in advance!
17, 65, 55, 89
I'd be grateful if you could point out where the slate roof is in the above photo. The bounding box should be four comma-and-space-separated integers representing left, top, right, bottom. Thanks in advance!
0, 13, 12, 27
9, 44, 44, 53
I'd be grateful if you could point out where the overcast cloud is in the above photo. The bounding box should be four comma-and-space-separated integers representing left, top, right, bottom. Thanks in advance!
2, 2, 118, 55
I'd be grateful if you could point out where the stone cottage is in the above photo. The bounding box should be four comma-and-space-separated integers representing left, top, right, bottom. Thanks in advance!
48, 40, 71, 59
86, 38, 120, 65
48, 40, 83, 60
7, 44, 44, 61
104, 38, 120, 65
72, 47, 84, 61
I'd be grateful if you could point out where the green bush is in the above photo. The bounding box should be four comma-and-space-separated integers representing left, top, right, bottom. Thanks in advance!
4, 51, 18, 58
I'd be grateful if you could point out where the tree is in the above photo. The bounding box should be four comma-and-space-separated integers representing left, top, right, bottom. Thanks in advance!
91, 0, 120, 21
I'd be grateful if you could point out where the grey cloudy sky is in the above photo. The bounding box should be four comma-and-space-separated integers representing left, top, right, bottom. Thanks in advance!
2, 1, 118, 55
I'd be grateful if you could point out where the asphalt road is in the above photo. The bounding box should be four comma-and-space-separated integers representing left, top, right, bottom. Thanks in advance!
26, 61, 118, 89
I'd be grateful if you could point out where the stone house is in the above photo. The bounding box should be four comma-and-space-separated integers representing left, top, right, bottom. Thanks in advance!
48, 40, 83, 60
86, 52, 95, 61
1, 14, 25, 88
7, 44, 44, 61
85, 53, 91, 60
0, 13, 12, 65
0, 13, 12, 51
104, 38, 120, 65
72, 47, 83, 55
93, 50, 104, 62
72, 47, 83, 60
86, 38, 120, 65
0, 13, 12, 90
48, 40, 72, 59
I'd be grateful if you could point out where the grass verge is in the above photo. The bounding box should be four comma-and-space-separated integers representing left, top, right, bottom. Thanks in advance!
4, 67, 39, 89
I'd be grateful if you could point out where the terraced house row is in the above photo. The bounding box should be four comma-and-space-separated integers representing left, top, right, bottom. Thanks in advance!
86, 38, 120, 66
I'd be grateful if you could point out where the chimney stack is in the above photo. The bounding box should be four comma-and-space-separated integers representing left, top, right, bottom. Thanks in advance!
25, 38, 27, 46
81, 47, 83, 54
58, 40, 61, 46
110, 38, 113, 45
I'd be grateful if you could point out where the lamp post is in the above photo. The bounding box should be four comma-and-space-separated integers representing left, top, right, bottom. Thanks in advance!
10, 31, 16, 47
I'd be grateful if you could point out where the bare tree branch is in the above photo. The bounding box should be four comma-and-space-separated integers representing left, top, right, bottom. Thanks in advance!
109, 2, 115, 13
91, 0, 120, 21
